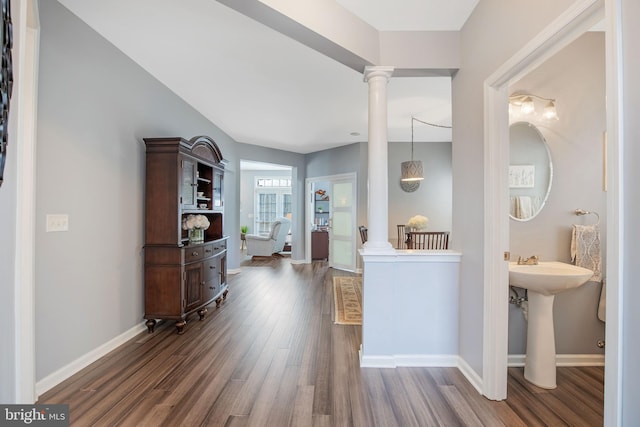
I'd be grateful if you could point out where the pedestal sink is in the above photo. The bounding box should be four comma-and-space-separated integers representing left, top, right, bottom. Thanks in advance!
509, 261, 594, 389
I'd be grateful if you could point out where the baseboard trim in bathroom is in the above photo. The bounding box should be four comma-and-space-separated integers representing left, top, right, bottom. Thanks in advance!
508, 353, 605, 367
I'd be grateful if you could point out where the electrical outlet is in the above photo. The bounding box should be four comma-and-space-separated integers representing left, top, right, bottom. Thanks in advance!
46, 214, 69, 232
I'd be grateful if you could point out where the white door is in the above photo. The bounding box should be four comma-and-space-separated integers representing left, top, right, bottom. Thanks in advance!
329, 177, 356, 271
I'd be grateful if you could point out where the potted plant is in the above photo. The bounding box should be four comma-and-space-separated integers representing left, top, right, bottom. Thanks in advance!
240, 225, 248, 240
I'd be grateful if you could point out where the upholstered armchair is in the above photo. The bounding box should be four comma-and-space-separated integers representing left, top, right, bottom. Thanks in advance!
245, 217, 291, 257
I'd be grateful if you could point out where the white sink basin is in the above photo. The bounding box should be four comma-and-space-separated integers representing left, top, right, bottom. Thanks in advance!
509, 261, 594, 296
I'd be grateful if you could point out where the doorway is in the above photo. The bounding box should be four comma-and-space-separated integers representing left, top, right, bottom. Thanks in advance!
239, 160, 293, 256
306, 173, 357, 272
482, 0, 608, 403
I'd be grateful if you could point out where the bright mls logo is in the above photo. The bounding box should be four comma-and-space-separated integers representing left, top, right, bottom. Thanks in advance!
1, 405, 68, 426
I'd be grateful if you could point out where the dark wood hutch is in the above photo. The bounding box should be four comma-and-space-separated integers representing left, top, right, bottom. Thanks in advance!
143, 135, 228, 334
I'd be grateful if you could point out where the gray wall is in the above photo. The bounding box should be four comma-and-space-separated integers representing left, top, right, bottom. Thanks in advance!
0, 133, 18, 401
306, 140, 452, 246
388, 141, 452, 242
454, 0, 577, 377
621, 0, 640, 421
306, 142, 368, 240
508, 33, 606, 355
35, 1, 244, 381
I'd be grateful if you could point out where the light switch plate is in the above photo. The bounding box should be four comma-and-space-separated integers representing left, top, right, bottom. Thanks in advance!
46, 214, 69, 232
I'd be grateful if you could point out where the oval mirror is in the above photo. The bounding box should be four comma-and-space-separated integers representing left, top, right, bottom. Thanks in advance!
509, 122, 553, 221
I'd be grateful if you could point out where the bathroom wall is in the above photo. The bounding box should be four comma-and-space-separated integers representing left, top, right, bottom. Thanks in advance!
508, 32, 606, 355
454, 0, 579, 377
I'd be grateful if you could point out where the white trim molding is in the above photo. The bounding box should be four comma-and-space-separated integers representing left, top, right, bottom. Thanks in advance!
35, 322, 147, 397
14, 0, 40, 404
359, 345, 458, 369
508, 354, 605, 367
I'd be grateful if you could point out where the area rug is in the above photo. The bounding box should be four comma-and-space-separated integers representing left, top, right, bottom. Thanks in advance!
333, 276, 363, 325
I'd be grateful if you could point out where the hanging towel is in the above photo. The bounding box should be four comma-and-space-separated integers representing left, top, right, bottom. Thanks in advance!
571, 223, 602, 283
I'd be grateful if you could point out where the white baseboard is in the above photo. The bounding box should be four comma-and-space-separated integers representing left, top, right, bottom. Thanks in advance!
289, 258, 307, 265
508, 353, 605, 367
35, 322, 147, 397
358, 350, 483, 396
359, 351, 458, 368
457, 356, 484, 394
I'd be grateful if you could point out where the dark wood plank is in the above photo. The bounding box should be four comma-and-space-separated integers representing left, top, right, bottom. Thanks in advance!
38, 256, 604, 426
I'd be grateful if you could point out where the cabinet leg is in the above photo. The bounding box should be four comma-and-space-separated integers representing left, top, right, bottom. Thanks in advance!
215, 297, 222, 308
175, 320, 186, 335
198, 307, 207, 320
145, 319, 156, 334
223, 289, 229, 300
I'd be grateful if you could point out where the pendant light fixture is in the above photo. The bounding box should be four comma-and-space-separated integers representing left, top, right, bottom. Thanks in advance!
400, 117, 424, 182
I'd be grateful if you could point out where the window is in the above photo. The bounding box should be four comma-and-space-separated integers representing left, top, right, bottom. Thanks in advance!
255, 177, 292, 234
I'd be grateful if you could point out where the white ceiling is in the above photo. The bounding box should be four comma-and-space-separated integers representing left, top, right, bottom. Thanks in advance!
337, 0, 479, 31
57, 0, 478, 154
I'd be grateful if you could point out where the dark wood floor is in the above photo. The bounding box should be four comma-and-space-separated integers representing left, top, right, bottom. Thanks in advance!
39, 256, 604, 426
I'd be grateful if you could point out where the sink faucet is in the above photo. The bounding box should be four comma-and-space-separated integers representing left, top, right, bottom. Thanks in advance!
517, 255, 539, 265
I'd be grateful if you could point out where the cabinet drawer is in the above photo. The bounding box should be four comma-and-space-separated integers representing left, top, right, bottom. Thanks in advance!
211, 240, 227, 253
202, 244, 215, 258
203, 257, 218, 280
184, 246, 205, 263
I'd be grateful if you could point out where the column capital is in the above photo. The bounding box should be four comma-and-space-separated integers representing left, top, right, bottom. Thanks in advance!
363, 66, 394, 82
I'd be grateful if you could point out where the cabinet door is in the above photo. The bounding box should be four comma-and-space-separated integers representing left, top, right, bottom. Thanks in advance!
202, 255, 219, 301
184, 262, 203, 312
219, 253, 226, 289
213, 169, 223, 210
312, 231, 329, 260
181, 157, 197, 208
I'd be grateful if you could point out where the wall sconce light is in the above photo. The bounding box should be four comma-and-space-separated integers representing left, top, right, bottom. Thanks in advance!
400, 117, 425, 182
509, 93, 558, 120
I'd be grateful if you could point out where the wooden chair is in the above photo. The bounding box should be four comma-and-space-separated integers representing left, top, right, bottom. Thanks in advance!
358, 225, 368, 244
396, 224, 406, 249
407, 231, 450, 250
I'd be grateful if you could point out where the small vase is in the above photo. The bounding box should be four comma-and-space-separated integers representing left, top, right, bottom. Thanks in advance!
189, 228, 204, 244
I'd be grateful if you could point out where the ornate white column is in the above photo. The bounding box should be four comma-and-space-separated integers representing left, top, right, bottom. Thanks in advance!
363, 66, 394, 252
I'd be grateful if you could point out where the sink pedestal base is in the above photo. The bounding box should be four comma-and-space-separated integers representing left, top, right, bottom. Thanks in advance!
524, 291, 557, 389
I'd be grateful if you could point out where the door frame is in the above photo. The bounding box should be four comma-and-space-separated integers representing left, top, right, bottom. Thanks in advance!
15, 0, 40, 402
483, 0, 611, 403
305, 172, 357, 271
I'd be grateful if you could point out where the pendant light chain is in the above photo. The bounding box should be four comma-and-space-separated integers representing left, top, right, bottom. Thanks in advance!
401, 116, 451, 183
